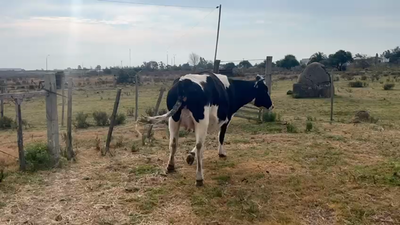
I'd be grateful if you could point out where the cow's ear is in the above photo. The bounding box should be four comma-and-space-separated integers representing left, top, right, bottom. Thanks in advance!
256, 74, 263, 81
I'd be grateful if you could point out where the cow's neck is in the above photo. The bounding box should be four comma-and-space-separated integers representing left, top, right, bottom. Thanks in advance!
230, 79, 257, 113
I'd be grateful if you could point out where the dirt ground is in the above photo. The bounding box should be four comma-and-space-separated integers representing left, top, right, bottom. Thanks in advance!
1, 73, 400, 224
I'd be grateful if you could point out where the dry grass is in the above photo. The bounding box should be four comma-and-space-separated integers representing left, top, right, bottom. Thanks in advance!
1, 72, 400, 224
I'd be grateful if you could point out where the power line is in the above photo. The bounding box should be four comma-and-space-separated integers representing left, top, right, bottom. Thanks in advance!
165, 7, 217, 53
98, 0, 214, 9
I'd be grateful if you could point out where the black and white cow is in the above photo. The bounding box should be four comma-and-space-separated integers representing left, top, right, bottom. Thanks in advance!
148, 72, 273, 186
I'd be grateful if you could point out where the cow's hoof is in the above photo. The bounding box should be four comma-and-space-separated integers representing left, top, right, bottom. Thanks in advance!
186, 153, 195, 165
218, 154, 227, 158
166, 164, 175, 173
196, 180, 204, 187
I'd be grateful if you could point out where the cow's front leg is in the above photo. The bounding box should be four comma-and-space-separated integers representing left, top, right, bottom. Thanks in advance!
218, 122, 229, 158
167, 117, 180, 173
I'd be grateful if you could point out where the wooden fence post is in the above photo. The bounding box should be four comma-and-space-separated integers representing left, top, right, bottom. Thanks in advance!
61, 75, 65, 127
15, 98, 26, 171
66, 78, 74, 160
44, 74, 60, 166
265, 56, 273, 94
104, 88, 122, 156
259, 56, 273, 121
330, 71, 334, 122
0, 80, 5, 118
135, 74, 139, 121
213, 60, 221, 73
143, 87, 165, 145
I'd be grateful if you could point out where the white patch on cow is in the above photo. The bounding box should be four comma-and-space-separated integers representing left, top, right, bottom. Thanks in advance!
214, 73, 230, 88
179, 73, 230, 90
167, 117, 180, 169
179, 74, 208, 90
194, 106, 210, 183
208, 105, 219, 134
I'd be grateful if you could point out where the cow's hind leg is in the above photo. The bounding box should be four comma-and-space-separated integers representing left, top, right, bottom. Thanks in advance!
167, 117, 180, 173
193, 107, 210, 186
218, 122, 229, 158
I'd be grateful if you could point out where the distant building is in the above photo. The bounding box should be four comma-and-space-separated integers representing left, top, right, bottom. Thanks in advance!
299, 58, 310, 66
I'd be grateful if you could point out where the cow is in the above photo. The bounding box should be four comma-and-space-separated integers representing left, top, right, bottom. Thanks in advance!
147, 72, 274, 186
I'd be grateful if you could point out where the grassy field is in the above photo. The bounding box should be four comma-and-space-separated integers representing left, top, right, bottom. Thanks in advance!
1, 73, 400, 224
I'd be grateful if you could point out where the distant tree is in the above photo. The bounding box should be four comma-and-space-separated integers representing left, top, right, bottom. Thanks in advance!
196, 57, 214, 71
116, 69, 137, 84
189, 53, 200, 71
181, 63, 191, 71
328, 50, 353, 71
78, 65, 82, 70
224, 62, 236, 71
95, 65, 101, 71
308, 52, 327, 64
159, 61, 165, 70
103, 67, 112, 74
142, 61, 158, 71
276, 55, 300, 69
382, 47, 400, 64
238, 60, 253, 68
353, 54, 372, 69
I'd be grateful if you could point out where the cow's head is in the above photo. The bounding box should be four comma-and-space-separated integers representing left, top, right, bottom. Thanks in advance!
254, 75, 274, 110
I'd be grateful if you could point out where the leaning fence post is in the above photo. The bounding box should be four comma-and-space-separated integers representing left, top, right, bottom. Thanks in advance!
61, 74, 65, 127
0, 80, 5, 118
143, 87, 165, 145
44, 73, 60, 166
330, 71, 334, 122
15, 98, 26, 171
135, 73, 139, 121
66, 77, 74, 160
104, 88, 122, 156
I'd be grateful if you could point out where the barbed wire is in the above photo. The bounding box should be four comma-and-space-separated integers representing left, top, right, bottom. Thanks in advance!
220, 59, 266, 63
0, 150, 17, 159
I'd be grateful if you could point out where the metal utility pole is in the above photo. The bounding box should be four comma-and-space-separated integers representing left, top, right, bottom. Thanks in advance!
121, 60, 123, 68
46, 55, 50, 71
167, 52, 169, 66
174, 55, 176, 66
213, 4, 222, 62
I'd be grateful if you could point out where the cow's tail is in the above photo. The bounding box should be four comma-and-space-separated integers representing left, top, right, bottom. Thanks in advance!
142, 98, 183, 124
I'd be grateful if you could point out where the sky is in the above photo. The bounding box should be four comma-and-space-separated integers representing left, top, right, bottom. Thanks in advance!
0, 0, 399, 70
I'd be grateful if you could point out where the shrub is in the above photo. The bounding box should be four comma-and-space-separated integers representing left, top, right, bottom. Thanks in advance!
341, 73, 354, 80
0, 116, 14, 130
349, 81, 366, 88
306, 121, 313, 132
361, 75, 367, 80
286, 90, 293, 95
93, 111, 109, 126
286, 123, 297, 133
127, 107, 135, 117
74, 112, 90, 129
131, 141, 140, 153
145, 107, 168, 116
25, 143, 52, 171
383, 83, 395, 90
115, 113, 126, 125
115, 136, 124, 148
262, 111, 277, 123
